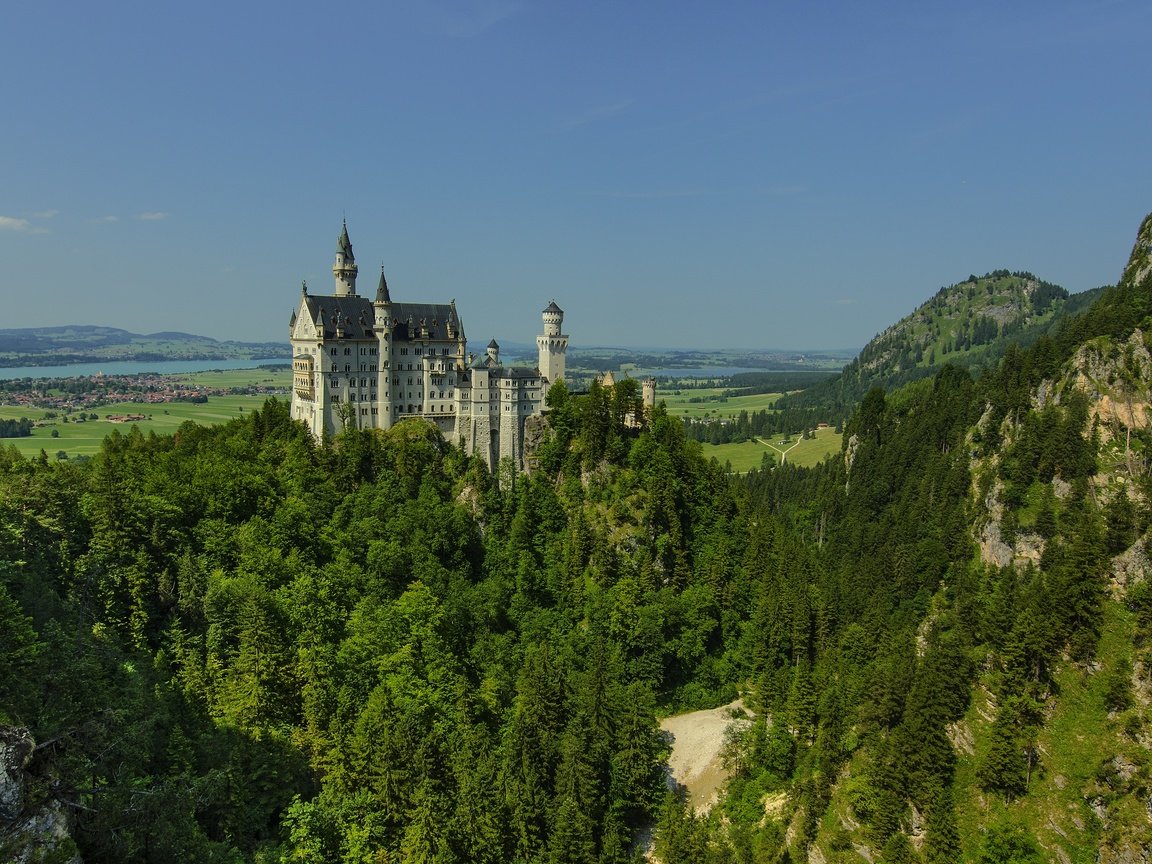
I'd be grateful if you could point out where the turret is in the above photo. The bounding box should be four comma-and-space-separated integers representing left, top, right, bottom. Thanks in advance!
487, 339, 500, 365
536, 299, 568, 388
642, 378, 657, 412
373, 265, 393, 429
333, 219, 358, 296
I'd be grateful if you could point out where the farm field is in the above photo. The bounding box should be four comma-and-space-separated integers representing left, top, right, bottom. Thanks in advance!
701, 426, 842, 472
0, 366, 293, 458
0, 393, 280, 459
657, 387, 783, 419
180, 368, 290, 389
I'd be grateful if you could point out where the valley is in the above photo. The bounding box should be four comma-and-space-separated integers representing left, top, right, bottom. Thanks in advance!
2, 217, 1151, 862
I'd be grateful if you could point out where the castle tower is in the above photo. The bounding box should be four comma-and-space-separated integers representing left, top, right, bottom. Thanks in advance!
373, 265, 393, 428
333, 220, 359, 297
537, 300, 568, 388
642, 378, 657, 412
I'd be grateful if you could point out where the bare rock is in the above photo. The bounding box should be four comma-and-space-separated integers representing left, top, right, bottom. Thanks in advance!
1, 800, 82, 864
0, 727, 34, 822
1111, 539, 1150, 599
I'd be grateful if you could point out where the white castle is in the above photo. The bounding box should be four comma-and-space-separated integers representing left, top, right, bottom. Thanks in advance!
289, 222, 568, 470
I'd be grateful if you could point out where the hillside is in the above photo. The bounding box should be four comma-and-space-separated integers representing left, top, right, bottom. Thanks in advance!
1, 218, 1151, 863
0, 325, 286, 366
777, 271, 1103, 419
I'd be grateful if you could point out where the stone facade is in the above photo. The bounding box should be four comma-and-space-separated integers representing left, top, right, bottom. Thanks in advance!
289, 222, 567, 470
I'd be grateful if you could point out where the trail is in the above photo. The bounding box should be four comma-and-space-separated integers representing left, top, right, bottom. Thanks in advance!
758, 435, 801, 464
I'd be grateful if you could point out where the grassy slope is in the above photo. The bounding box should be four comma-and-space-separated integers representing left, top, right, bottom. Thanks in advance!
701, 428, 843, 472
658, 388, 784, 420
808, 600, 1145, 863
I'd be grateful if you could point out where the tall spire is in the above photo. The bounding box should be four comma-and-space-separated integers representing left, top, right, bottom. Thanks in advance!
333, 219, 358, 296
336, 219, 354, 259
375, 264, 391, 304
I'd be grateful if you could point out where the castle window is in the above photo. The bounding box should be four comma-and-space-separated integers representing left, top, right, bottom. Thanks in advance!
400, 348, 408, 355
415, 348, 422, 356
344, 348, 351, 355
441, 348, 449, 355
330, 348, 336, 355
345, 365, 351, 372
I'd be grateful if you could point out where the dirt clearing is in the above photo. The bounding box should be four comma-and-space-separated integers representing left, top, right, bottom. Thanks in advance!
660, 698, 748, 814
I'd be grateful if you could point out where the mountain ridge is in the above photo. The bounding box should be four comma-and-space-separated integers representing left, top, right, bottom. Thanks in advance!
777, 270, 1105, 418
0, 324, 286, 366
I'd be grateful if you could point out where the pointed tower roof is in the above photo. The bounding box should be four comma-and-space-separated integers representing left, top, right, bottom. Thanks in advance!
375, 265, 391, 304
488, 339, 499, 349
336, 219, 354, 259
544, 300, 563, 314
289, 309, 297, 328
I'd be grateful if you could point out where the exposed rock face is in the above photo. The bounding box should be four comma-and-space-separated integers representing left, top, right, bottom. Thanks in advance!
0, 726, 81, 864
3, 801, 81, 864
0, 727, 34, 822
1110, 538, 1150, 599
523, 413, 549, 472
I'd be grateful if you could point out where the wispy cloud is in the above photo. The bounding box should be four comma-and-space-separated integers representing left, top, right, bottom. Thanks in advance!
0, 215, 48, 234
558, 100, 633, 131
420, 0, 523, 38
137, 211, 168, 221
92, 215, 119, 224
0, 216, 32, 232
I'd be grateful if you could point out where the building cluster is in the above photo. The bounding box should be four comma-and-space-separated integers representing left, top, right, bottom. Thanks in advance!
289, 222, 569, 470
0, 374, 257, 412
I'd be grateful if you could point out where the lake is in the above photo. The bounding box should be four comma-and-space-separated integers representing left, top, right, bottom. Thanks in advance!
0, 358, 291, 380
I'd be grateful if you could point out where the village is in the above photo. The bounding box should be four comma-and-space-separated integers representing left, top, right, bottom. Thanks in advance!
0, 371, 286, 413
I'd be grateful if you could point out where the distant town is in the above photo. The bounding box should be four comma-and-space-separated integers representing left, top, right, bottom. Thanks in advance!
0, 371, 288, 413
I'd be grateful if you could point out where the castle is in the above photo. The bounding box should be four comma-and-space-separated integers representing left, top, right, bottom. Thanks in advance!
289, 222, 568, 470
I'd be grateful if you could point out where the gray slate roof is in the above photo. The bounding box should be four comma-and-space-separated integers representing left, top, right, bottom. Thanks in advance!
301, 295, 461, 342
303, 295, 375, 339
390, 302, 459, 341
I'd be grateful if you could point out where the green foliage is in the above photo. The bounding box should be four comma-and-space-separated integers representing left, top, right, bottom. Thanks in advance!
6, 213, 1152, 863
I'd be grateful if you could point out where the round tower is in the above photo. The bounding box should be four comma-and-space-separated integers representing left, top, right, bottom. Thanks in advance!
333, 219, 358, 296
642, 378, 657, 411
374, 265, 393, 428
536, 300, 568, 387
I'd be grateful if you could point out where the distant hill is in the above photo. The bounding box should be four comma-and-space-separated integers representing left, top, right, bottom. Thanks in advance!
776, 270, 1104, 418
0, 325, 287, 367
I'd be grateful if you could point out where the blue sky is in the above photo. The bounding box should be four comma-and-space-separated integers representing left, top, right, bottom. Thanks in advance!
2, 1, 1149, 351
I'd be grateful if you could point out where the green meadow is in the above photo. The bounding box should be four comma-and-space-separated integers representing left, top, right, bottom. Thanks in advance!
0, 368, 292, 459
0, 396, 275, 459
656, 387, 783, 419
700, 426, 843, 472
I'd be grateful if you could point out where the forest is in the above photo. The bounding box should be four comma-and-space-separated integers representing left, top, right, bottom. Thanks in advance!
3, 216, 1152, 862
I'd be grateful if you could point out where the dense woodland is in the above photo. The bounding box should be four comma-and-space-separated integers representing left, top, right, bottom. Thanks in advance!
3, 218, 1152, 862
